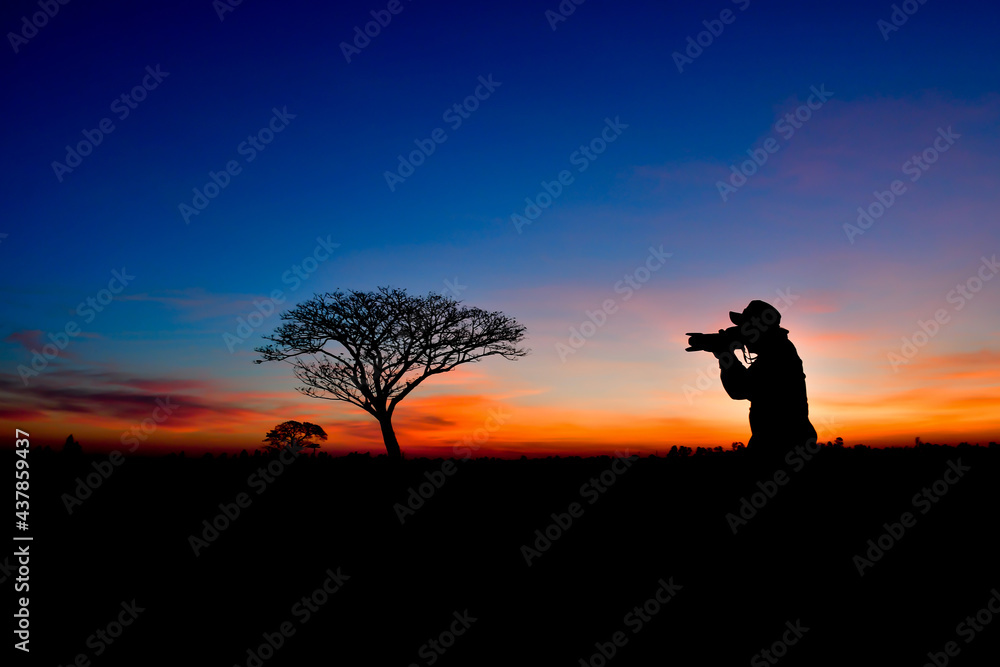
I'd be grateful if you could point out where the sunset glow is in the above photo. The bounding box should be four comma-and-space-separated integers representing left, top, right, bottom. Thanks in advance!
3, 1, 998, 457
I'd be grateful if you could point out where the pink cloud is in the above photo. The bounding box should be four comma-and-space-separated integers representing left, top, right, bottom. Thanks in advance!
4, 329, 43, 351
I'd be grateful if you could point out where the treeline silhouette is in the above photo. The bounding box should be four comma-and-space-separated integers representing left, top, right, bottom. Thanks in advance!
26, 440, 1000, 666
41, 434, 1000, 461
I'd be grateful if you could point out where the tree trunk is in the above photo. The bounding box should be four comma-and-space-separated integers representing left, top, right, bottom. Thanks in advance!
378, 416, 402, 459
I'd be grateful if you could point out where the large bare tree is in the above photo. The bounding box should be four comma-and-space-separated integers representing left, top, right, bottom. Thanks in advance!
255, 287, 528, 459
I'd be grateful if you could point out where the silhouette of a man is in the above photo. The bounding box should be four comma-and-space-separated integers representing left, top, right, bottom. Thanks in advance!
714, 301, 817, 460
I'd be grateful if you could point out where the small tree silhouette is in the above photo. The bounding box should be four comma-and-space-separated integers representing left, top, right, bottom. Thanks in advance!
255, 287, 528, 459
63, 434, 82, 456
262, 421, 327, 455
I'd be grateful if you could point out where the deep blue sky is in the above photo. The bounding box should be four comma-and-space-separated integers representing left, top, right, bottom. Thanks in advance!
6, 0, 994, 286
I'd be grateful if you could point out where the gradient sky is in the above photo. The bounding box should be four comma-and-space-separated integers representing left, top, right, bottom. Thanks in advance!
2, 0, 999, 457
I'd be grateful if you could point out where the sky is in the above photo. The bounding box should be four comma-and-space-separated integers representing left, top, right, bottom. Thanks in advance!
1, 0, 999, 457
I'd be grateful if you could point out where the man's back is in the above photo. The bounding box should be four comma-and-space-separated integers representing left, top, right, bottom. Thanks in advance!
720, 333, 816, 458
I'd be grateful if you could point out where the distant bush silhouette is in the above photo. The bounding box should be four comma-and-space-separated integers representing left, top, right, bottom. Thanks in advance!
63, 434, 82, 456
255, 287, 528, 459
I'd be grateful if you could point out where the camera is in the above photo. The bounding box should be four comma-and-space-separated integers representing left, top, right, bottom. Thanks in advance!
685, 326, 746, 354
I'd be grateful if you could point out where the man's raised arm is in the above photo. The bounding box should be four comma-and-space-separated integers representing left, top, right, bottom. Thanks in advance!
716, 349, 752, 400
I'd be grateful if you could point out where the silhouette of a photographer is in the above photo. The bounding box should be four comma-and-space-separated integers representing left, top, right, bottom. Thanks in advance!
698, 301, 817, 460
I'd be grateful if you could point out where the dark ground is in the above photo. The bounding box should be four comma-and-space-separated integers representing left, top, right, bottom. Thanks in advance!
13, 443, 1000, 666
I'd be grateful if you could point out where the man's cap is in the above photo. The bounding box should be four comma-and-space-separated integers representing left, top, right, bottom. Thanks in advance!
730, 300, 782, 328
